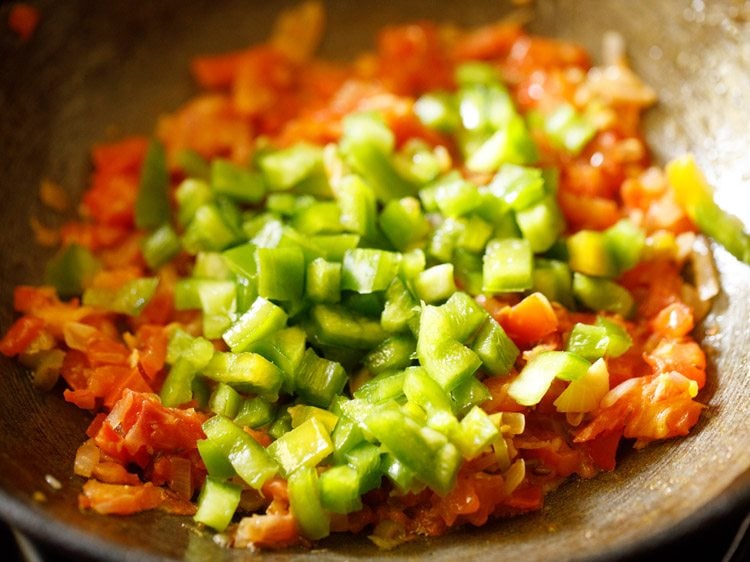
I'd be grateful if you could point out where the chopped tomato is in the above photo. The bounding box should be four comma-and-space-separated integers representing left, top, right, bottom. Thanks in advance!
232, 46, 295, 118
191, 48, 257, 89
234, 513, 300, 549
0, 316, 45, 356
504, 35, 590, 83
481, 377, 526, 413
59, 221, 130, 251
500, 482, 544, 512
606, 339, 651, 387
82, 172, 138, 228
93, 390, 206, 468
12, 285, 93, 338
8, 3, 40, 42
243, 426, 274, 448
13, 285, 59, 314
91, 137, 149, 175
149, 453, 200, 500
517, 417, 585, 478
376, 22, 454, 96
651, 302, 694, 338
497, 292, 559, 347
79, 480, 196, 516
558, 191, 621, 231
575, 372, 704, 448
620, 259, 684, 319
645, 337, 706, 389
156, 94, 253, 163
577, 429, 623, 472
91, 461, 141, 486
269, 0, 325, 63
453, 21, 523, 61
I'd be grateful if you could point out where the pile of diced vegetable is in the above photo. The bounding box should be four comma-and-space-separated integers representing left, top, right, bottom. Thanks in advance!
2, 1, 748, 550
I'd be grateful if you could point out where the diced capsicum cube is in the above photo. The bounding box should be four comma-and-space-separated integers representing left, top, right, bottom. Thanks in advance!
194, 476, 242, 532
267, 417, 334, 477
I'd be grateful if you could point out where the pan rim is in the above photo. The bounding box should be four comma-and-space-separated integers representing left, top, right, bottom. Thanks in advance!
1, 466, 748, 561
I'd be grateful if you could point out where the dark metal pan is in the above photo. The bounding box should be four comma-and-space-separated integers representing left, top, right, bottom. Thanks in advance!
1, 1, 748, 560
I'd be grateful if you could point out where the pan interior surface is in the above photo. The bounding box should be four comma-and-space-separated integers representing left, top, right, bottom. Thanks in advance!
0, 1, 748, 561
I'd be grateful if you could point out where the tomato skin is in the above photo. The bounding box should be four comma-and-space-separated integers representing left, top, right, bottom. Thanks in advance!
578, 429, 623, 472
651, 302, 694, 338
558, 191, 621, 231
376, 22, 455, 96
504, 35, 590, 85
645, 338, 706, 389
79, 480, 196, 516
0, 316, 45, 357
234, 513, 300, 549
192, 48, 256, 89
575, 372, 704, 447
8, 3, 40, 42
92, 137, 149, 175
82, 173, 138, 228
453, 22, 523, 61
157, 94, 253, 164
94, 390, 206, 468
620, 259, 684, 319
501, 483, 544, 512
129, 324, 169, 380
13, 286, 58, 314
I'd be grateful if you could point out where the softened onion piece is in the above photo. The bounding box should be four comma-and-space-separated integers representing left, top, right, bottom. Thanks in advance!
691, 234, 720, 302
502, 458, 526, 495
168, 456, 193, 501
74, 439, 101, 478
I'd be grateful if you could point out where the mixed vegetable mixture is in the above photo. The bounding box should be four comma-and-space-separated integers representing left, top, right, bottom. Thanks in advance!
2, 1, 748, 550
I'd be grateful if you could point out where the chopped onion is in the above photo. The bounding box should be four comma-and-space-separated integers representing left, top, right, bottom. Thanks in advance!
63, 322, 99, 351
502, 459, 526, 495
74, 439, 100, 478
554, 358, 610, 413
168, 456, 193, 501
499, 412, 525, 435
691, 234, 720, 302
369, 520, 412, 550
45, 474, 62, 490
600, 377, 641, 409
492, 435, 511, 471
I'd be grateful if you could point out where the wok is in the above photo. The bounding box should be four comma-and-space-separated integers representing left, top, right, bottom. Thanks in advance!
1, 0, 749, 560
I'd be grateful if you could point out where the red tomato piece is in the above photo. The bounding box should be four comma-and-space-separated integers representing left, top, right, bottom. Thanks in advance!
79, 480, 196, 516
498, 292, 559, 347
8, 3, 40, 42
94, 390, 206, 468
0, 316, 45, 356
91, 137, 148, 175
645, 338, 706, 389
575, 372, 704, 447
651, 302, 694, 338
376, 22, 455, 96
453, 21, 523, 61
